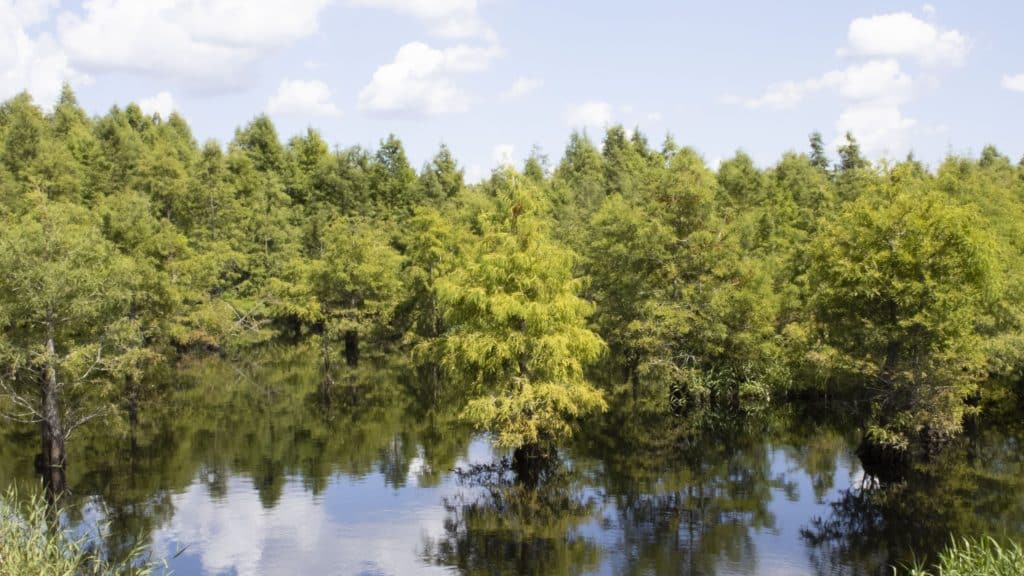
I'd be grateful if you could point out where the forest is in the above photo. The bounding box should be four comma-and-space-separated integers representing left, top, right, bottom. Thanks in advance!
2, 84, 1024, 575
0, 84, 1022, 505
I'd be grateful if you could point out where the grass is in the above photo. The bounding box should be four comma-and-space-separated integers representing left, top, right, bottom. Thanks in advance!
0, 485, 163, 576
900, 537, 1024, 576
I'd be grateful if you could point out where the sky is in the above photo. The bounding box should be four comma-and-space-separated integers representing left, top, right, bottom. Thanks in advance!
1, 0, 1022, 181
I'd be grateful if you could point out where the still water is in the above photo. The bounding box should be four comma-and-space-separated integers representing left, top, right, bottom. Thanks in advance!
1, 345, 1022, 575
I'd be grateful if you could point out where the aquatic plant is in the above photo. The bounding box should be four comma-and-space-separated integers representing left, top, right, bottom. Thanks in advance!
900, 537, 1024, 576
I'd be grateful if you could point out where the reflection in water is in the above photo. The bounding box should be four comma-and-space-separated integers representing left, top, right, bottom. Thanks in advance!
0, 346, 1021, 575
802, 409, 1024, 576
422, 460, 602, 575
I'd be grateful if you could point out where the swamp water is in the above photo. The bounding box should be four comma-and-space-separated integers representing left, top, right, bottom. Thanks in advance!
1, 345, 1022, 575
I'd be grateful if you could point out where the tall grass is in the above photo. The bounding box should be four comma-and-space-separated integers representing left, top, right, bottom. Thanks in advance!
900, 537, 1024, 576
0, 485, 163, 576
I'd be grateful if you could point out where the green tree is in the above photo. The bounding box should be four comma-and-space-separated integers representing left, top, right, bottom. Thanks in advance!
370, 134, 419, 216
435, 169, 607, 481
419, 143, 464, 202
295, 217, 404, 385
809, 131, 830, 172
0, 195, 133, 490
809, 183, 1001, 454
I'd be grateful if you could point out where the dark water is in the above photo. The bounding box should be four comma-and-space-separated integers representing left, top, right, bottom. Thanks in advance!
1, 345, 1022, 575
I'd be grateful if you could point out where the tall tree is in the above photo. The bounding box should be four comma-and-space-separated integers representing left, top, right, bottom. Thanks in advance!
809, 182, 1001, 457
419, 144, 464, 202
436, 169, 606, 482
0, 195, 133, 491
370, 134, 419, 215
809, 131, 830, 172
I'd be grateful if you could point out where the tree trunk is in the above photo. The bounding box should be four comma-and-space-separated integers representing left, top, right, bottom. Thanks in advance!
320, 324, 335, 402
344, 330, 359, 367
512, 442, 546, 488
40, 323, 67, 496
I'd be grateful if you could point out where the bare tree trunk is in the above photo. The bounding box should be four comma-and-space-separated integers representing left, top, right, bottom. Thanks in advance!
40, 314, 67, 496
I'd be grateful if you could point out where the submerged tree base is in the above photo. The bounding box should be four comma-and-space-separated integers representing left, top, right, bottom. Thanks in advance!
855, 438, 911, 482
511, 443, 552, 488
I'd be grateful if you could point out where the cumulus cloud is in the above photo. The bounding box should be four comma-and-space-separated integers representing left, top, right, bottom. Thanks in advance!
138, 91, 174, 117
0, 0, 83, 107
1002, 74, 1024, 93
502, 76, 543, 99
55, 0, 333, 88
842, 12, 968, 67
835, 102, 916, 157
492, 143, 515, 166
350, 0, 495, 41
565, 100, 613, 129
725, 9, 967, 159
358, 41, 502, 116
728, 59, 913, 110
267, 79, 341, 118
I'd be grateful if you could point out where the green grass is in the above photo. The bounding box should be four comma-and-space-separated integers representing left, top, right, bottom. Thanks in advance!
0, 485, 163, 576
900, 537, 1024, 576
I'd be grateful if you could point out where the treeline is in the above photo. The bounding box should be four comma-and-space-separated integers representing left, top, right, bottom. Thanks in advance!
1, 86, 1023, 480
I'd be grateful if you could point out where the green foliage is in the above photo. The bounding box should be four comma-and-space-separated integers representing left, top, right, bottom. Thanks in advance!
902, 537, 1024, 576
0, 485, 160, 576
809, 182, 1001, 450
0, 195, 135, 434
308, 217, 405, 340
3, 87, 1024, 471
436, 169, 607, 450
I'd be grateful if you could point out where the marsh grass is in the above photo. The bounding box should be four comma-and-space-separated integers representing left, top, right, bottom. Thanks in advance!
899, 537, 1024, 576
0, 485, 164, 576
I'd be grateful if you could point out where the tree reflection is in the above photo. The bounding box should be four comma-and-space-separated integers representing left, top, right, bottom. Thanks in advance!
573, 397, 801, 575
421, 459, 602, 575
802, 409, 1024, 576
0, 343, 473, 568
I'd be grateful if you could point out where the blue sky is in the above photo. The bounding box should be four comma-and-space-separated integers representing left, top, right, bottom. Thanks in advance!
2, 1, 1022, 181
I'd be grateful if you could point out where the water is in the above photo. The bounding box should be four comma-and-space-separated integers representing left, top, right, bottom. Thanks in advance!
1, 345, 1022, 575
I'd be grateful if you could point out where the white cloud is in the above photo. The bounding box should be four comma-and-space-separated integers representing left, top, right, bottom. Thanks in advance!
646, 112, 663, 122
267, 79, 341, 117
350, 0, 495, 41
1002, 74, 1024, 93
835, 102, 916, 158
11, 0, 58, 26
358, 41, 502, 116
843, 12, 968, 67
729, 59, 912, 110
464, 163, 485, 184
565, 100, 613, 129
921, 4, 937, 19
151, 476, 457, 576
492, 143, 515, 166
56, 0, 333, 88
0, 1, 83, 107
138, 91, 174, 117
502, 75, 542, 99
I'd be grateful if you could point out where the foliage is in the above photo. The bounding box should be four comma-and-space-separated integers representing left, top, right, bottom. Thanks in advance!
435, 169, 607, 451
2, 87, 1024, 471
809, 182, 1001, 450
901, 537, 1024, 576
0, 485, 160, 576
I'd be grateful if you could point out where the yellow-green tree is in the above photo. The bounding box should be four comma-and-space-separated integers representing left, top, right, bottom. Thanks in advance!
436, 169, 606, 481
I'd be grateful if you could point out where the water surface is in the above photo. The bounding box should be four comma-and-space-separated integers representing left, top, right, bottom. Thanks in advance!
1, 346, 1021, 575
